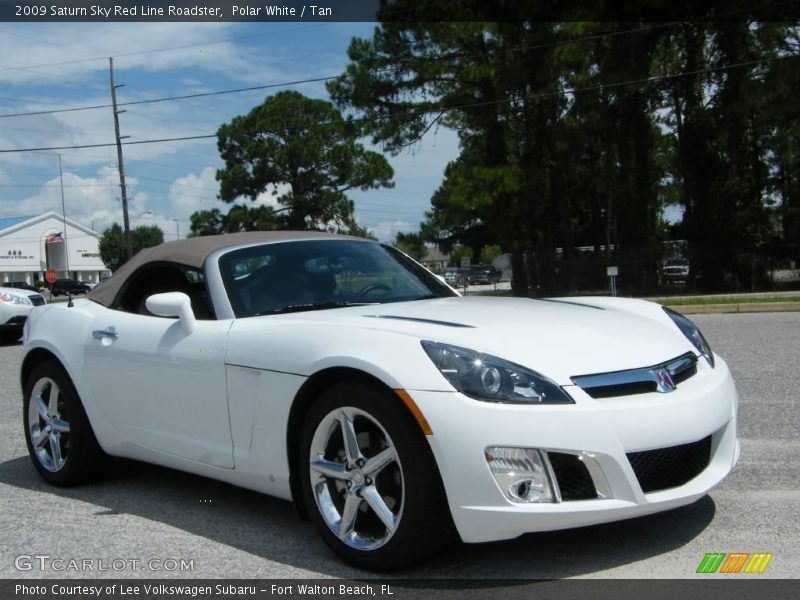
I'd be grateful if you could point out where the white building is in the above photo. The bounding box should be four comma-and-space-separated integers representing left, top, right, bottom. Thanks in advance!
0, 212, 109, 285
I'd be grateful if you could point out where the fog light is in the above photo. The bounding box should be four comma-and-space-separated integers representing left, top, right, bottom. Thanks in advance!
485, 446, 557, 503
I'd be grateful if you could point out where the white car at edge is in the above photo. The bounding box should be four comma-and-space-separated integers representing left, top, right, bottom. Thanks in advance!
20, 231, 739, 570
0, 285, 46, 343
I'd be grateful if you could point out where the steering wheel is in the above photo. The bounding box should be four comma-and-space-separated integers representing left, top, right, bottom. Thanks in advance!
354, 283, 391, 300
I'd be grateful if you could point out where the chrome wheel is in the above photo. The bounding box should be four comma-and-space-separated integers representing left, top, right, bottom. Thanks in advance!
308, 406, 404, 551
27, 377, 70, 472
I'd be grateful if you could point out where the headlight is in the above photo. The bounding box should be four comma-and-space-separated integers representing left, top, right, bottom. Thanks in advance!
662, 306, 715, 367
0, 293, 30, 305
421, 341, 574, 404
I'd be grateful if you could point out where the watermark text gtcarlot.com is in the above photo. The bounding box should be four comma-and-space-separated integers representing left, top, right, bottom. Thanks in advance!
14, 555, 194, 572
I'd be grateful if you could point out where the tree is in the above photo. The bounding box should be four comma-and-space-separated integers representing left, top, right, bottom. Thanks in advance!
225, 204, 278, 233
189, 209, 225, 236
188, 204, 280, 237
394, 232, 427, 261
663, 21, 783, 291
216, 90, 394, 232
329, 13, 668, 294
448, 246, 473, 268
99, 223, 164, 270
331, 8, 791, 294
479, 244, 502, 265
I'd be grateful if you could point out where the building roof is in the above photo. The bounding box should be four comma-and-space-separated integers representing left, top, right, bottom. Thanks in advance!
88, 230, 366, 307
0, 212, 99, 239
423, 246, 449, 263
0, 216, 37, 231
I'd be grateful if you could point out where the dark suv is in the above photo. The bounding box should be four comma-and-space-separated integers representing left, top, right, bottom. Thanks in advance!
51, 279, 91, 296
468, 264, 502, 285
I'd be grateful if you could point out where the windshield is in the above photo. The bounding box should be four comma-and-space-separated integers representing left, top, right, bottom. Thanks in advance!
219, 239, 456, 317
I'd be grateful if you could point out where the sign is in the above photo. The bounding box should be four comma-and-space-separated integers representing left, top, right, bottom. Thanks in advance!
606, 266, 619, 276
0, 250, 34, 260
460, 257, 471, 268
45, 268, 57, 284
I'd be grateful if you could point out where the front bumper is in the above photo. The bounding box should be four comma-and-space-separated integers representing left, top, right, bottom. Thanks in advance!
0, 304, 31, 333
408, 355, 739, 543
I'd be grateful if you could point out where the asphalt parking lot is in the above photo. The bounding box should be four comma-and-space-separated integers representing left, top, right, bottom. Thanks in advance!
0, 312, 797, 579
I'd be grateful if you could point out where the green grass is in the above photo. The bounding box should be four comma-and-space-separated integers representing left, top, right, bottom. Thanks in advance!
662, 295, 800, 306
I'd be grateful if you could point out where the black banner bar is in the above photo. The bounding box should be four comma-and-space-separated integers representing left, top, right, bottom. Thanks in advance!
3, 580, 798, 600
2, 0, 799, 23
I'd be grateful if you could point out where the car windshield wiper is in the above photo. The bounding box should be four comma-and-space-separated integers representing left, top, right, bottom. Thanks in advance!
259, 301, 379, 315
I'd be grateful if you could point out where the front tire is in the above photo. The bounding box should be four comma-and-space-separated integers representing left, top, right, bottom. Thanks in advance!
297, 381, 453, 571
23, 361, 112, 486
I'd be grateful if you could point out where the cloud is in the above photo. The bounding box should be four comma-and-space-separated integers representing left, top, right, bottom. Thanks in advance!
368, 220, 417, 242
168, 166, 220, 219
1, 166, 149, 233
0, 23, 249, 86
0, 22, 349, 88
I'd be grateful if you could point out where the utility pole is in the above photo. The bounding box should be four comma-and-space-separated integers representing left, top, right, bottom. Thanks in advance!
173, 218, 180, 240
109, 57, 132, 260
57, 153, 70, 277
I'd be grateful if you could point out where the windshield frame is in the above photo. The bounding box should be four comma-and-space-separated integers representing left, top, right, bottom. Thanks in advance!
208, 238, 456, 319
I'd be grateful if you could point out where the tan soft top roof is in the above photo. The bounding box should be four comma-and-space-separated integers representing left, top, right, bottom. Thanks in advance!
88, 230, 365, 307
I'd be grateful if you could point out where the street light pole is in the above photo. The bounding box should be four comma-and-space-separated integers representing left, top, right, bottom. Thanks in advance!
57, 153, 70, 276
173, 218, 180, 240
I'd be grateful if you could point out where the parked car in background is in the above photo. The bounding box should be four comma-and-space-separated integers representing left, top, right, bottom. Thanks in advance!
660, 260, 690, 285
468, 264, 502, 285
3, 281, 39, 292
51, 279, 91, 297
20, 231, 739, 570
80, 280, 99, 290
0, 285, 45, 343
444, 267, 469, 287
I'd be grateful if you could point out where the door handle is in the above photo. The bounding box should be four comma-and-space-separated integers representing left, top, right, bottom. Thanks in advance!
92, 327, 119, 340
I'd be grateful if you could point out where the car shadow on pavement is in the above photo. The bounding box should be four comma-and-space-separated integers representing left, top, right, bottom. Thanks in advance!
0, 454, 716, 579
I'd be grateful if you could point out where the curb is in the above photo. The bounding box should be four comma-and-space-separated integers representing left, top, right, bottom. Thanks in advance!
666, 302, 800, 315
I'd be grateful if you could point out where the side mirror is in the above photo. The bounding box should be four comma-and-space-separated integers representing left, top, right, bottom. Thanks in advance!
145, 292, 196, 333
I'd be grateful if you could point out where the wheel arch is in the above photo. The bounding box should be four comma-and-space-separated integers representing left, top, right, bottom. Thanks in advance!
20, 346, 64, 395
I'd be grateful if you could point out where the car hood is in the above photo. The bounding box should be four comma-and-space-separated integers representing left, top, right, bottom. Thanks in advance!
268, 296, 694, 385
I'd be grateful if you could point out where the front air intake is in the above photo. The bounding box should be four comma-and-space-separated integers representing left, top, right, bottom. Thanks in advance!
626, 435, 712, 493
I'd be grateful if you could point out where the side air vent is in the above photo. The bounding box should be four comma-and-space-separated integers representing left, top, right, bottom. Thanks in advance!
547, 452, 598, 500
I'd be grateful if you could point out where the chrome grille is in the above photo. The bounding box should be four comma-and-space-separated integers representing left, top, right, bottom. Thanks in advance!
571, 352, 698, 399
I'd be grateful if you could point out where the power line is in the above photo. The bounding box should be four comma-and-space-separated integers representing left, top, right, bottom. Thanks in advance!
0, 134, 215, 153
0, 75, 335, 119
1, 53, 796, 155
0, 183, 117, 187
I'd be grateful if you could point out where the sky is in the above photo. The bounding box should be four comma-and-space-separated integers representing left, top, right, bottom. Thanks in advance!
0, 21, 461, 241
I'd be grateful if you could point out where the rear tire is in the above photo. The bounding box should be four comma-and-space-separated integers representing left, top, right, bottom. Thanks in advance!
297, 380, 453, 571
23, 361, 112, 486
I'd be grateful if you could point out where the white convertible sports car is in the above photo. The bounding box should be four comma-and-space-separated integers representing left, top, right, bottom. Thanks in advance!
20, 232, 739, 570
